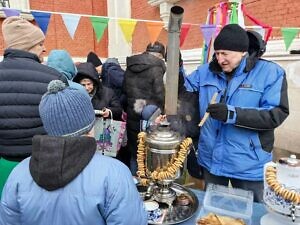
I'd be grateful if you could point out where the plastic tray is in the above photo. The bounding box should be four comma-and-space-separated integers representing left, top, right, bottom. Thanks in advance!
199, 183, 254, 225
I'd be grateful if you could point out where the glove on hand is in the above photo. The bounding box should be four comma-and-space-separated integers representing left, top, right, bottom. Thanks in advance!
207, 103, 228, 122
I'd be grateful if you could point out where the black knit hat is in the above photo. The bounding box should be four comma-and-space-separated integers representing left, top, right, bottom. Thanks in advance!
87, 51, 102, 67
214, 24, 249, 52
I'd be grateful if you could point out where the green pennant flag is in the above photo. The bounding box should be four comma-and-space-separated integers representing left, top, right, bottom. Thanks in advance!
90, 17, 109, 42
230, 3, 238, 24
281, 28, 299, 50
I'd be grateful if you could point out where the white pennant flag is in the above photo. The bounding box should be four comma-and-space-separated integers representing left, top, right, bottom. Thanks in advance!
62, 14, 81, 39
252, 26, 265, 39
238, 3, 245, 28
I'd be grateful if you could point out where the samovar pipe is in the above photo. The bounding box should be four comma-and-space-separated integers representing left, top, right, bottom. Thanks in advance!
165, 6, 184, 116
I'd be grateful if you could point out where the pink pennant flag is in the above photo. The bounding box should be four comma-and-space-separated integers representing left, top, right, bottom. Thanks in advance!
3, 8, 20, 17
180, 23, 191, 47
200, 24, 217, 45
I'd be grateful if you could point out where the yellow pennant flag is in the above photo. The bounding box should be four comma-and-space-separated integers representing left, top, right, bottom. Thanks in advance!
145, 21, 163, 43
118, 19, 137, 43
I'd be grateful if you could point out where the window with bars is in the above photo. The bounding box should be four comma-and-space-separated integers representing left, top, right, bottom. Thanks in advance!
0, 0, 10, 7
1, 0, 30, 12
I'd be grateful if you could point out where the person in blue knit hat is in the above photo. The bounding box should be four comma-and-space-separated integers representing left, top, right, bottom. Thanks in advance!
0, 80, 147, 225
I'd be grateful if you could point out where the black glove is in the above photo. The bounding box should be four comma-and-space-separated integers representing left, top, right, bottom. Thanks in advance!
207, 103, 228, 122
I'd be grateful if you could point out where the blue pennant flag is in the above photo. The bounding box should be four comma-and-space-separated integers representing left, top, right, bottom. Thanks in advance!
31, 11, 51, 35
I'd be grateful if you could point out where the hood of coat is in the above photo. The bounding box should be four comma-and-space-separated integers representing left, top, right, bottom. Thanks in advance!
73, 62, 102, 90
29, 135, 96, 191
126, 52, 166, 73
102, 61, 123, 75
47, 50, 77, 80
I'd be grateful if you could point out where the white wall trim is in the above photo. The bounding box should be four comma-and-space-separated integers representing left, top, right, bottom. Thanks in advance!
147, 0, 180, 28
107, 0, 132, 63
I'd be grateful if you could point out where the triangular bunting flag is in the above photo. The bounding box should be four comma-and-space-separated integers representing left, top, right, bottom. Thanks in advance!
281, 28, 300, 50
200, 24, 217, 45
90, 17, 109, 43
252, 26, 265, 39
237, 3, 245, 28
242, 4, 273, 42
61, 14, 81, 39
180, 23, 191, 47
3, 8, 20, 17
230, 3, 238, 24
145, 21, 163, 44
118, 19, 137, 43
31, 11, 51, 35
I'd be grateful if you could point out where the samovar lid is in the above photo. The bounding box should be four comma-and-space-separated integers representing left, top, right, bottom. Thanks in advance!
145, 124, 182, 150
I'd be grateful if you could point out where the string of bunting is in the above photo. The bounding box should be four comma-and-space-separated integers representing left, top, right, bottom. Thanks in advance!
201, 1, 300, 63
2, 5, 300, 53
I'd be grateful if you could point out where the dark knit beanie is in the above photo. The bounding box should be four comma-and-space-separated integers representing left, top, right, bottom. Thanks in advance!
87, 51, 102, 67
39, 80, 95, 137
214, 24, 249, 52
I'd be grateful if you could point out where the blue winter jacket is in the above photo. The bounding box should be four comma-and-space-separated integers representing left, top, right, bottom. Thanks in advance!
0, 135, 147, 225
185, 57, 289, 181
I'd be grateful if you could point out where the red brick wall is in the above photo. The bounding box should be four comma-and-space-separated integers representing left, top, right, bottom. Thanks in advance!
243, 0, 300, 38
0, 0, 108, 58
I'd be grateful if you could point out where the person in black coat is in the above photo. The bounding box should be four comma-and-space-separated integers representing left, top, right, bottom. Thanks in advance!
0, 16, 67, 194
122, 41, 166, 174
73, 62, 122, 120
0, 16, 67, 162
101, 58, 126, 108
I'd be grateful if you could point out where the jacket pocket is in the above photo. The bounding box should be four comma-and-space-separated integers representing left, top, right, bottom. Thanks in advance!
235, 87, 263, 107
249, 135, 271, 161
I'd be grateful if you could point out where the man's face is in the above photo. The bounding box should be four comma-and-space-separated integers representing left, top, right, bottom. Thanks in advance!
95, 65, 102, 75
29, 41, 46, 62
215, 50, 245, 73
79, 78, 94, 94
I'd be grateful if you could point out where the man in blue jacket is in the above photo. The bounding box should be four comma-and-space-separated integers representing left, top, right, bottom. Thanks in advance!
0, 80, 147, 225
184, 24, 289, 202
